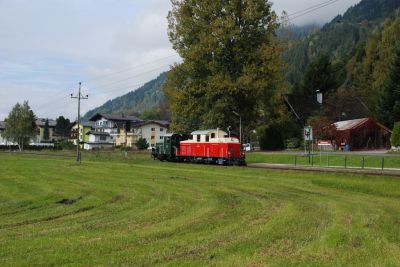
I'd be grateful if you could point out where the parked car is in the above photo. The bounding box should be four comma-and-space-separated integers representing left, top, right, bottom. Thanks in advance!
242, 143, 253, 152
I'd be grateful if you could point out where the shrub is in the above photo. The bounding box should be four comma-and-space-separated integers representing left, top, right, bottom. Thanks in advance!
391, 122, 400, 147
136, 138, 149, 150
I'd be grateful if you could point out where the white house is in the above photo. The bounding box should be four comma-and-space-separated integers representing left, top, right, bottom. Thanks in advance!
83, 130, 114, 150
131, 120, 170, 148
0, 121, 9, 145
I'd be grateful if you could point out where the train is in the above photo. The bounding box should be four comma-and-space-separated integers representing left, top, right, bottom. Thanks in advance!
151, 128, 246, 166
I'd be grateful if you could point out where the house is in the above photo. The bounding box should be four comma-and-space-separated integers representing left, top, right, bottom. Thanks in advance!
84, 131, 114, 150
87, 113, 170, 149
131, 120, 170, 149
88, 113, 141, 149
0, 121, 11, 145
332, 118, 392, 150
70, 121, 94, 145
30, 118, 58, 146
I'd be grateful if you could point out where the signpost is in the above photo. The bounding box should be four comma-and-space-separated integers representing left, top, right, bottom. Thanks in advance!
304, 126, 313, 164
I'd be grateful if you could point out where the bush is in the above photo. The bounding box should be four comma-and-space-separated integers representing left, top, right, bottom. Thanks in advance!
391, 122, 400, 147
257, 119, 301, 151
136, 138, 149, 150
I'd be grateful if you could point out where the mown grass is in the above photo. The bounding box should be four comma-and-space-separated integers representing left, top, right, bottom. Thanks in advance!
247, 152, 400, 169
1, 152, 400, 266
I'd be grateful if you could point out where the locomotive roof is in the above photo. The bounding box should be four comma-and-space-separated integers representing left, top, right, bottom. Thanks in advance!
191, 129, 227, 135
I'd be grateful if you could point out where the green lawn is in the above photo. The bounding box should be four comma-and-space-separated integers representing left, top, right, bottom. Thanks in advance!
246, 152, 400, 169
1, 152, 400, 266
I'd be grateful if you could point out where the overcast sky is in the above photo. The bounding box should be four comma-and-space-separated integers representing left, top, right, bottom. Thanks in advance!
0, 0, 361, 120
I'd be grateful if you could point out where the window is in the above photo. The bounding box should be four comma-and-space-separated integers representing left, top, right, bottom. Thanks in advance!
151, 128, 156, 131
206, 135, 209, 142
100, 136, 106, 141
151, 136, 155, 140
197, 135, 200, 142
160, 128, 164, 132
160, 136, 164, 140
211, 133, 216, 138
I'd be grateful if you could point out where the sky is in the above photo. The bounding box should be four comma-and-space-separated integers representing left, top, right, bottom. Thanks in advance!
0, 0, 361, 121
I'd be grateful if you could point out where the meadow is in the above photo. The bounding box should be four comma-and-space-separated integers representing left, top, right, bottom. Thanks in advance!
1, 152, 400, 266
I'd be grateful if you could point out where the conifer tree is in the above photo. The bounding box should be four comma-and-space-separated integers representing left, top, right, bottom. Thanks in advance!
376, 47, 400, 128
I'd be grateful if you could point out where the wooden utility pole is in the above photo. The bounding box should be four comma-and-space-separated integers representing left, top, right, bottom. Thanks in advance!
71, 82, 88, 163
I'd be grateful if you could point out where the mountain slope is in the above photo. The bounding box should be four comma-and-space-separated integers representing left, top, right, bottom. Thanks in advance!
284, 0, 400, 86
83, 73, 166, 120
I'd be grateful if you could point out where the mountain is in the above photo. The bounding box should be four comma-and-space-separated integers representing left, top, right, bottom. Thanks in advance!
284, 0, 400, 87
83, 73, 166, 120
282, 0, 400, 125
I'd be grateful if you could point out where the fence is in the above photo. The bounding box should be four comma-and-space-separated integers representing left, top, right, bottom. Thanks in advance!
293, 153, 400, 171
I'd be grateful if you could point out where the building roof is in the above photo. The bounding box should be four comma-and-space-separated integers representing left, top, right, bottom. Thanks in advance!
36, 118, 57, 127
334, 118, 391, 132
89, 113, 140, 122
86, 130, 110, 136
131, 120, 170, 128
0, 121, 5, 130
72, 121, 95, 127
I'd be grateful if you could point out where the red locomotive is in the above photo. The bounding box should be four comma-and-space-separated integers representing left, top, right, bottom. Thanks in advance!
152, 129, 246, 165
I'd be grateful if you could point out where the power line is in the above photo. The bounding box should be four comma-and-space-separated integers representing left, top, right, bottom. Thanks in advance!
81, 54, 179, 84
287, 0, 338, 18
284, 0, 340, 22
88, 63, 174, 94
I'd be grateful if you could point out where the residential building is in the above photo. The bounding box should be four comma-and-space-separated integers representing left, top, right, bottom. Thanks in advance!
87, 113, 170, 149
30, 118, 58, 146
131, 120, 170, 148
87, 113, 141, 150
84, 131, 114, 150
70, 121, 94, 145
0, 121, 10, 145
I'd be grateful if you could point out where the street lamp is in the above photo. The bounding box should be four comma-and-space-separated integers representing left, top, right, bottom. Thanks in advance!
232, 111, 241, 144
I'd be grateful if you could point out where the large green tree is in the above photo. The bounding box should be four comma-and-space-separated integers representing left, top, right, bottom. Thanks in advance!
165, 0, 282, 133
376, 47, 400, 128
55, 116, 71, 140
3, 101, 36, 151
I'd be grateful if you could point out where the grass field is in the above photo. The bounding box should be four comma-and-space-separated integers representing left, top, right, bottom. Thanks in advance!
1, 152, 400, 266
246, 152, 400, 170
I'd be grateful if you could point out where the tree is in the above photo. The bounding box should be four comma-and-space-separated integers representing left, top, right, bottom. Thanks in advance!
376, 47, 400, 128
391, 122, 400, 148
3, 101, 36, 151
140, 108, 162, 120
43, 119, 50, 141
136, 137, 149, 150
165, 0, 282, 133
299, 54, 341, 95
55, 116, 71, 140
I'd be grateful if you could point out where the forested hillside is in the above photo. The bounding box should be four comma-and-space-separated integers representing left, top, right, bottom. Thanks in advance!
284, 0, 400, 129
83, 73, 166, 120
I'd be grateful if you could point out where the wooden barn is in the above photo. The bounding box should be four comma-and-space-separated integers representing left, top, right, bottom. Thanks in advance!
332, 118, 392, 150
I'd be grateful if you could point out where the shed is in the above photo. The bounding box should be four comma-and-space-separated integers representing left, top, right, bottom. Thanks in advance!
332, 118, 391, 150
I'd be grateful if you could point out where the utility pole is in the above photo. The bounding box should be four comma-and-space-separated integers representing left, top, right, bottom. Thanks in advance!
71, 82, 88, 163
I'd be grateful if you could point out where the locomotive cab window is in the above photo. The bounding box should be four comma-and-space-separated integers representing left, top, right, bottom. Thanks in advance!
196, 135, 200, 142
206, 135, 209, 142
211, 133, 215, 139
